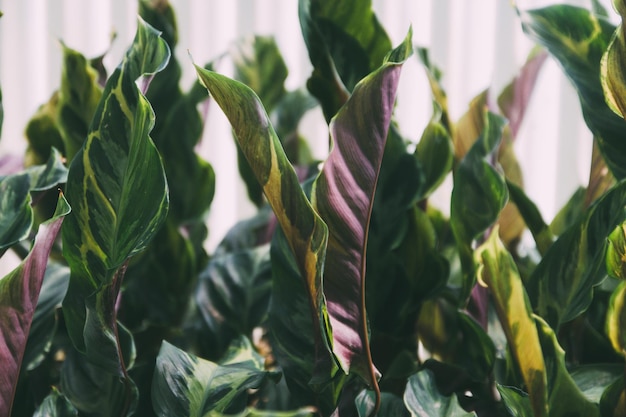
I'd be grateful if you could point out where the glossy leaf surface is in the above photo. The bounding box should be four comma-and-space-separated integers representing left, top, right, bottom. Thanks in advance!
404, 369, 475, 417
195, 66, 336, 382
152, 338, 279, 416
450, 111, 508, 300
311, 30, 411, 389
475, 229, 548, 417
530, 179, 626, 329
0, 195, 69, 417
33, 388, 78, 417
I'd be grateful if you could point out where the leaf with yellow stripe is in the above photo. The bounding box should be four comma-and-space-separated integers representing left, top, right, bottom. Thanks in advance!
475, 227, 548, 417
194, 65, 337, 386
60, 17, 170, 414
601, 0, 626, 118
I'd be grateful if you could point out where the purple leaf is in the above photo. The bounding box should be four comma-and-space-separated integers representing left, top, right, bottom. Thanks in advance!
0, 194, 70, 416
312, 31, 411, 391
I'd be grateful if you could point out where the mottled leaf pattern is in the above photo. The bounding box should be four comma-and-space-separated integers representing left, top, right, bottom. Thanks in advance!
311, 30, 412, 391
475, 228, 548, 417
62, 17, 170, 351
0, 195, 69, 417
601, 0, 626, 118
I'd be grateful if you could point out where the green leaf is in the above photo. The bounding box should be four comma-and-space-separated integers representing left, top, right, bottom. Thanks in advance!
497, 385, 533, 417
416, 47, 452, 132
355, 390, 409, 417
196, 245, 272, 357
404, 369, 476, 417
601, 0, 626, 118
194, 66, 337, 383
24, 93, 65, 166
414, 120, 454, 200
570, 364, 622, 403
506, 180, 553, 255
62, 16, 170, 352
33, 388, 78, 417
530, 179, 626, 329
0, 148, 68, 253
0, 194, 70, 417
56, 42, 103, 162
519, 5, 626, 179
311, 30, 412, 391
606, 280, 626, 353
152, 338, 279, 417
607, 222, 626, 280
204, 408, 316, 417
0, 173, 33, 252
451, 111, 508, 301
232, 35, 288, 113
299, 0, 391, 120
535, 317, 600, 416
475, 229, 548, 417
60, 17, 169, 416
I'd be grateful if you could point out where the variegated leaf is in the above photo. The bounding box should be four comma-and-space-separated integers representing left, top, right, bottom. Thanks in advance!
601, 0, 626, 118
0, 194, 70, 417
194, 65, 337, 382
311, 29, 412, 393
475, 228, 548, 417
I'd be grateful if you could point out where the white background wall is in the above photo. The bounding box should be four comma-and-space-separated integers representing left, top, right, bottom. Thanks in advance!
0, 0, 616, 258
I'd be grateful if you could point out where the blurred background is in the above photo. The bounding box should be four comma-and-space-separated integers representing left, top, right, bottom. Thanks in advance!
0, 0, 615, 251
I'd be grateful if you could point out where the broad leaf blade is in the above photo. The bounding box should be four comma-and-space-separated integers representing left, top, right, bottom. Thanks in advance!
535, 317, 600, 416
601, 0, 626, 118
33, 388, 78, 417
404, 369, 476, 417
194, 67, 336, 382
520, 5, 626, 179
299, 0, 391, 120
450, 111, 508, 300
62, 17, 170, 351
152, 339, 279, 416
57, 42, 103, 162
530, 179, 626, 329
0, 194, 70, 417
0, 173, 33, 251
414, 121, 453, 200
475, 229, 548, 417
311, 31, 412, 389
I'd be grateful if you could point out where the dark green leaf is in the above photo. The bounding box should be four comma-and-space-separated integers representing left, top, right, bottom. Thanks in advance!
62, 16, 170, 354
0, 194, 69, 417
520, 5, 626, 179
450, 111, 508, 300
196, 245, 272, 357
311, 30, 412, 390
33, 388, 78, 417
403, 369, 476, 417
506, 180, 553, 255
414, 121, 453, 200
497, 385, 532, 417
0, 173, 33, 252
152, 338, 279, 416
530, 179, 626, 329
299, 0, 391, 120
570, 364, 622, 403
535, 317, 600, 416
24, 93, 65, 166
355, 390, 409, 417
600, 0, 626, 118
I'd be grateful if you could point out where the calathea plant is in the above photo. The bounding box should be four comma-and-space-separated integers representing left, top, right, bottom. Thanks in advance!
4, 0, 626, 416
